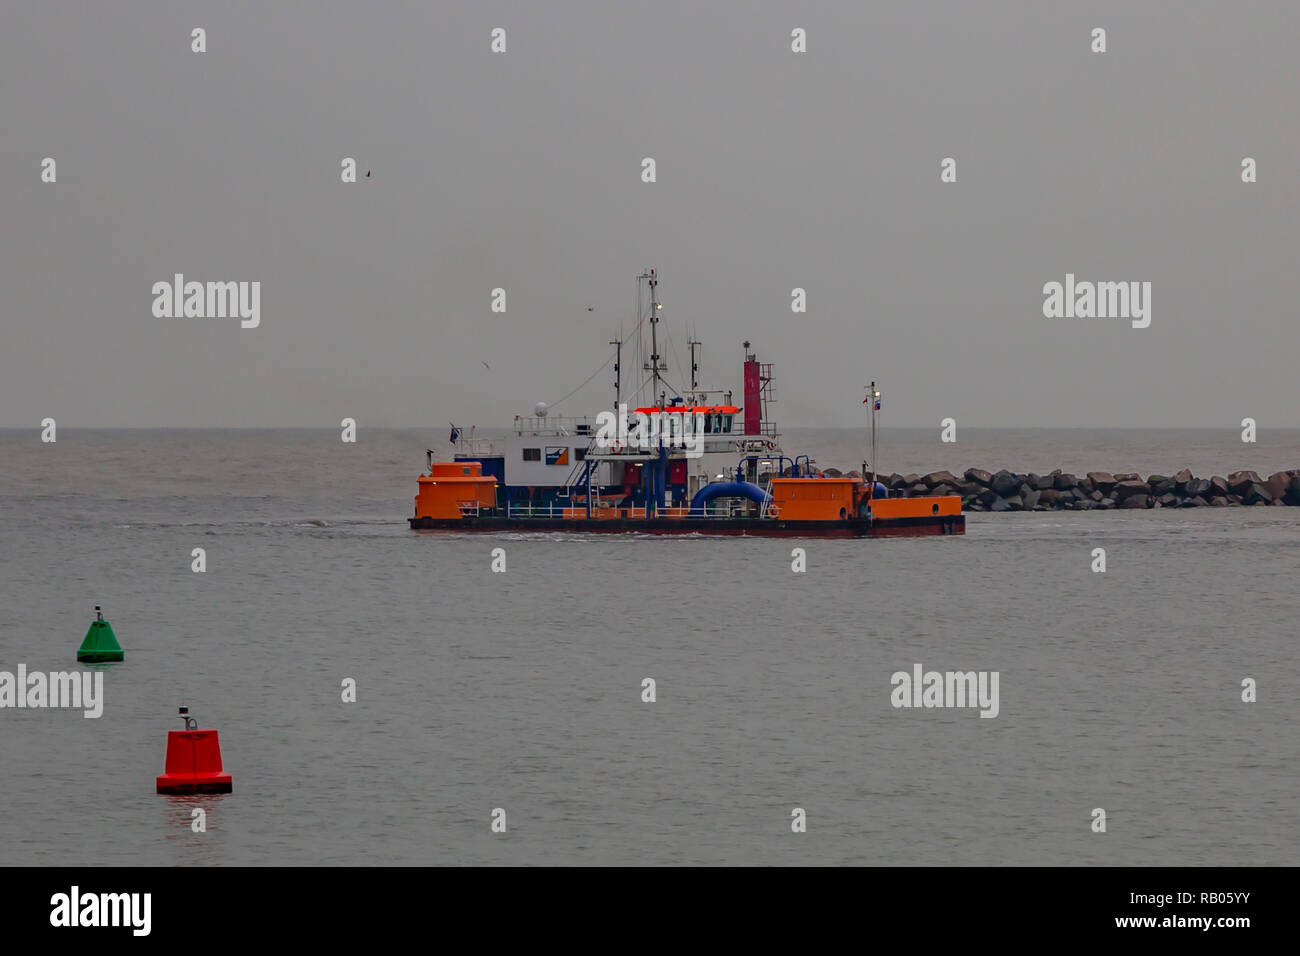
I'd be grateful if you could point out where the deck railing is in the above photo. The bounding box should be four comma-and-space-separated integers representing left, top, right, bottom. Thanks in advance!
453, 437, 505, 458
499, 501, 770, 520
512, 415, 597, 437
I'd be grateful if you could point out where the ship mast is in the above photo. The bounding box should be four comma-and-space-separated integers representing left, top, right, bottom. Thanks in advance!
688, 336, 701, 397
641, 268, 665, 409
866, 380, 880, 484
636, 268, 668, 517
609, 334, 621, 411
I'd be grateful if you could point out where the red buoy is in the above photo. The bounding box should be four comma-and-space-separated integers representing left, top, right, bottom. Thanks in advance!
155, 705, 232, 794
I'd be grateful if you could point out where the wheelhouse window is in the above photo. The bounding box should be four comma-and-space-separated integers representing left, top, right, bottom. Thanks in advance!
575, 448, 587, 462
522, 448, 541, 461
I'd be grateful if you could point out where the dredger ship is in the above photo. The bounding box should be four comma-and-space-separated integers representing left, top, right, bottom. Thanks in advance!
410, 269, 962, 538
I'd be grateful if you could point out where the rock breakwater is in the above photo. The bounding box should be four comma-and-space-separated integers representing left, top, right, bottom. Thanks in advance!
820, 467, 1300, 512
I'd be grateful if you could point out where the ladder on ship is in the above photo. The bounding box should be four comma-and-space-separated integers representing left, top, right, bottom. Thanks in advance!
556, 440, 597, 499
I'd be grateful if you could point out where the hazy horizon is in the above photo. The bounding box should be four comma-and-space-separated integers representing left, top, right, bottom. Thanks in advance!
4, 425, 1299, 433
3, 1, 1297, 429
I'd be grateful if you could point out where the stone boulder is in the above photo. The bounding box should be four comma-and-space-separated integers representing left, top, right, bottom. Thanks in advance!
1185, 477, 1211, 498
1180, 496, 1207, 507
1242, 483, 1272, 506
1172, 468, 1193, 491
1054, 472, 1078, 491
988, 495, 1011, 512
963, 468, 994, 487
1227, 470, 1263, 495
1113, 479, 1151, 499
990, 470, 1022, 498
1114, 473, 1140, 482
1086, 471, 1117, 493
1287, 476, 1300, 506
1210, 476, 1230, 497
922, 470, 960, 489
1209, 496, 1228, 507
1157, 493, 1179, 508
1265, 471, 1290, 500
1023, 489, 1042, 510
1119, 494, 1149, 508
1037, 488, 1061, 505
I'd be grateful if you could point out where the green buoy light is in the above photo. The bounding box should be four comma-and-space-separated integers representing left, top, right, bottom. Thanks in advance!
77, 605, 124, 663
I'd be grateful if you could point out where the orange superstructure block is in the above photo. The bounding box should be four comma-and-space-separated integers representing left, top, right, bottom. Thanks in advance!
413, 460, 498, 520
769, 477, 859, 520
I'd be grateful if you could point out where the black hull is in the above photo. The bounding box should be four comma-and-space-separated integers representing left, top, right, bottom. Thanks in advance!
409, 514, 964, 537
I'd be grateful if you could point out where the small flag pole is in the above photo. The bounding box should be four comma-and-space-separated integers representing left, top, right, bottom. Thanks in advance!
868, 381, 879, 487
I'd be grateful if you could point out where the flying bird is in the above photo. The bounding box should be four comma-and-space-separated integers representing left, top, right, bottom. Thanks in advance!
365, 170, 371, 178
481, 361, 490, 369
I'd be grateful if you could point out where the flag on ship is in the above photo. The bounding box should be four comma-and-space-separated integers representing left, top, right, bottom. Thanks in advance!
449, 423, 461, 443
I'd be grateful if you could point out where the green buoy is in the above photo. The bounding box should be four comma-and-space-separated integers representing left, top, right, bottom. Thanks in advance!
77, 605, 124, 663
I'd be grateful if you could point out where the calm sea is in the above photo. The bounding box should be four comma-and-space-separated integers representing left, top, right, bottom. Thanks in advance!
1, 428, 1297, 865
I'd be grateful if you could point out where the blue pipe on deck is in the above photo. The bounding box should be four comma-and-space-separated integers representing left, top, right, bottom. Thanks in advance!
688, 481, 772, 516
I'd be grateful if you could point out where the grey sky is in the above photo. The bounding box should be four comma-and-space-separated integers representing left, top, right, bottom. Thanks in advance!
2, 1, 1296, 428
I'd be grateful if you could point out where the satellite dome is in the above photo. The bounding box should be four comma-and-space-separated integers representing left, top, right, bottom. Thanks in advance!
534, 402, 549, 418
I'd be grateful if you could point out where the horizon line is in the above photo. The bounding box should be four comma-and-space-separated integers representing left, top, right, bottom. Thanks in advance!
3, 425, 1296, 432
